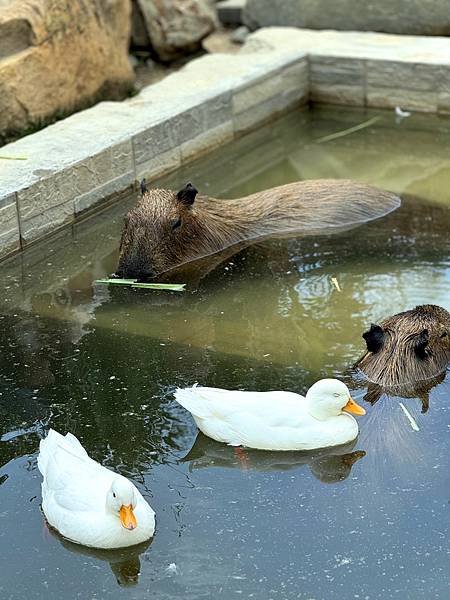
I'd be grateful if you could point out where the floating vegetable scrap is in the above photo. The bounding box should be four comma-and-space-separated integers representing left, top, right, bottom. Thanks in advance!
399, 402, 420, 432
95, 279, 185, 291
315, 116, 381, 144
331, 277, 342, 292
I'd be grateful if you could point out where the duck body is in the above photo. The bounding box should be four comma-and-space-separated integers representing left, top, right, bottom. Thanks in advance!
38, 429, 155, 549
175, 380, 364, 451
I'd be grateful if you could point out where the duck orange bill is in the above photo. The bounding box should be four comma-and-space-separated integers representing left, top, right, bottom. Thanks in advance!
343, 396, 366, 416
119, 504, 137, 530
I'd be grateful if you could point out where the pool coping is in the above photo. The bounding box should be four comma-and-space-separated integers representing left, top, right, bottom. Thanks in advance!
1, 27, 450, 260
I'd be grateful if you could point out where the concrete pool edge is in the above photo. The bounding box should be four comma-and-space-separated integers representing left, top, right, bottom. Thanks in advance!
1, 27, 450, 260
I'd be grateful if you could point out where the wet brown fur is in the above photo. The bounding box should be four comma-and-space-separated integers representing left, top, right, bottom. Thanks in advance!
356, 305, 450, 388
116, 179, 400, 278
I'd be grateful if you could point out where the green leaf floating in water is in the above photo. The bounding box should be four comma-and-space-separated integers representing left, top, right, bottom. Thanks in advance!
95, 278, 185, 291
132, 283, 186, 291
95, 279, 137, 285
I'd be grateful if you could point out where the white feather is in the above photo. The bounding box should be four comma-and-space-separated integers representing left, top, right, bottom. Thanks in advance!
175, 379, 363, 451
38, 429, 155, 549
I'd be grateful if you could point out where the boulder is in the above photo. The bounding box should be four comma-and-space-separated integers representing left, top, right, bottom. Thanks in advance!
244, 0, 450, 36
0, 0, 133, 141
133, 0, 217, 62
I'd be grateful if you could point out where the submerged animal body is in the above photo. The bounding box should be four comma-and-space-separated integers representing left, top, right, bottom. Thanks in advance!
356, 304, 450, 388
38, 429, 155, 549
116, 179, 400, 279
174, 379, 366, 451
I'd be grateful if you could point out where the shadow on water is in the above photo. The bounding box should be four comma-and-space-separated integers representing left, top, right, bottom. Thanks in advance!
47, 527, 153, 587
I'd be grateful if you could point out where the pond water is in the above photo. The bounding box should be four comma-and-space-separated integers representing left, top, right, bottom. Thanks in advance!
0, 105, 449, 599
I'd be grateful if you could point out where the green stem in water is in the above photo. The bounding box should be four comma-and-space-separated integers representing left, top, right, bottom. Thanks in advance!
95, 279, 185, 291
315, 116, 381, 144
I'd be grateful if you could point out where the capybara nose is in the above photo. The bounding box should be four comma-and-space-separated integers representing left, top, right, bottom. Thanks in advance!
115, 264, 154, 281
136, 269, 155, 282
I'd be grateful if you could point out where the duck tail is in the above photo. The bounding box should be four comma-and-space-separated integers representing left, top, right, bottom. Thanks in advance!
37, 429, 62, 476
174, 384, 212, 418
62, 431, 88, 457
38, 429, 88, 477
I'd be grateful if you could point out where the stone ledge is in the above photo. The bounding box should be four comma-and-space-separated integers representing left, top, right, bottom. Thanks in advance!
246, 28, 450, 113
1, 26, 450, 259
0, 193, 19, 258
74, 172, 135, 216
180, 121, 234, 163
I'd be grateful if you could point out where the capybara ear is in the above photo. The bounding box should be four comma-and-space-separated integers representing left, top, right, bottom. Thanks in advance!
177, 183, 198, 206
414, 329, 429, 359
362, 324, 385, 353
140, 178, 148, 195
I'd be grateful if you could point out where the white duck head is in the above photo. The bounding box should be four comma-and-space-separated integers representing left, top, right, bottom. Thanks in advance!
305, 379, 366, 421
106, 478, 138, 531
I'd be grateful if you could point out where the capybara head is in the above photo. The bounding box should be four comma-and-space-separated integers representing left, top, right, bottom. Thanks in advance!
356, 304, 450, 387
116, 183, 201, 279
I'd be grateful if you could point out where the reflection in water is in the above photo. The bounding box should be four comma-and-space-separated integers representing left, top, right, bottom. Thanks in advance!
183, 433, 366, 484
48, 526, 152, 587
0, 106, 449, 599
362, 371, 448, 414
0, 192, 449, 469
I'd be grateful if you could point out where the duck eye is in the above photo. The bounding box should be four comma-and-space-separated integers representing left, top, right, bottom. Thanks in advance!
333, 393, 340, 397
171, 216, 182, 231
113, 492, 116, 498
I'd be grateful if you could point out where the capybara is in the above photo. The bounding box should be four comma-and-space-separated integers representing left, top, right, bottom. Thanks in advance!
355, 304, 450, 388
115, 179, 400, 279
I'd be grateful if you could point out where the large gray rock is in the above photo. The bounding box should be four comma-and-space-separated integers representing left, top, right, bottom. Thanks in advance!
244, 0, 450, 36
134, 0, 218, 62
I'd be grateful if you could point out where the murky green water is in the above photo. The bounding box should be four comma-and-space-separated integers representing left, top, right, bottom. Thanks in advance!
0, 106, 449, 599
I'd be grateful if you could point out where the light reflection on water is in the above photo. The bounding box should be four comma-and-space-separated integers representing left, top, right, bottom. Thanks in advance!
0, 106, 449, 599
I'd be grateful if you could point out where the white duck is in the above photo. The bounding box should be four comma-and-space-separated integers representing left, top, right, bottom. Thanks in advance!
38, 429, 155, 549
175, 379, 366, 451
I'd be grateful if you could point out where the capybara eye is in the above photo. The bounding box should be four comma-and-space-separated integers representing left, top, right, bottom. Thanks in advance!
440, 331, 448, 338
171, 216, 182, 231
